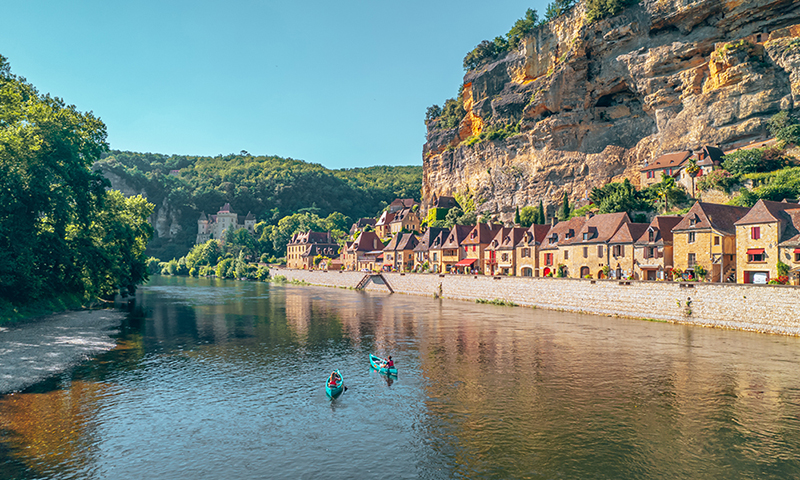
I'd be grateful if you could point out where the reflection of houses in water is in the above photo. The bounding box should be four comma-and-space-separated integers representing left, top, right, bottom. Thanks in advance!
285, 292, 312, 341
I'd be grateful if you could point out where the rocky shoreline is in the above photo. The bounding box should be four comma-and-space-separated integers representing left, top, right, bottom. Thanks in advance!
0, 309, 124, 395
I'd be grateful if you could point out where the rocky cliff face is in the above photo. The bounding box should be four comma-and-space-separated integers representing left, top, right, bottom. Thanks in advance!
422, 0, 800, 221
102, 170, 182, 239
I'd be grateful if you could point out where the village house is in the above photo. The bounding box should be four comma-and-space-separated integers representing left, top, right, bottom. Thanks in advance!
374, 211, 395, 238
349, 218, 376, 235
460, 223, 503, 274
389, 207, 420, 235
343, 231, 384, 271
286, 231, 339, 270
733, 199, 800, 284
382, 233, 419, 272
560, 212, 630, 279
538, 216, 587, 277
777, 208, 800, 285
633, 216, 684, 281
388, 198, 417, 213
413, 227, 448, 272
435, 225, 472, 273
640, 151, 692, 188
485, 227, 527, 276
196, 203, 256, 244
671, 202, 749, 282
514, 224, 551, 277
606, 222, 650, 279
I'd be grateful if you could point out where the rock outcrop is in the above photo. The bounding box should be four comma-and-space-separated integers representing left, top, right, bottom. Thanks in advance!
422, 0, 800, 221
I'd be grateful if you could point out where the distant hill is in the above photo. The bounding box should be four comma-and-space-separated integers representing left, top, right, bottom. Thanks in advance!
96, 150, 422, 259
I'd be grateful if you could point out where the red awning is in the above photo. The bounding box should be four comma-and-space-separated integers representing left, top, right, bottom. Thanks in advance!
454, 258, 478, 267
746, 248, 765, 255
794, 248, 800, 254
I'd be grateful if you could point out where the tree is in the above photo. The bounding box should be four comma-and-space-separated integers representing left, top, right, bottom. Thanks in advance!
768, 110, 800, 145
545, 0, 576, 21
684, 158, 700, 198
507, 8, 540, 49
537, 200, 546, 225
514, 206, 521, 225
589, 179, 652, 216
557, 192, 571, 221
650, 174, 685, 213
519, 206, 537, 227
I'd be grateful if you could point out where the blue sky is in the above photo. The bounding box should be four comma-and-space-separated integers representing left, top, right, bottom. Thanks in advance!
1, 1, 547, 169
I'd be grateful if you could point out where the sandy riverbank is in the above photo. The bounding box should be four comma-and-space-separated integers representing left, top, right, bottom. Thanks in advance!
0, 309, 125, 395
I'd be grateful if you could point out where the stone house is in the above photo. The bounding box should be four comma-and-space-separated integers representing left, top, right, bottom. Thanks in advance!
633, 216, 684, 281
671, 202, 749, 282
382, 233, 419, 272
515, 224, 551, 277
485, 227, 527, 276
607, 222, 650, 279
389, 207, 420, 235
286, 231, 339, 270
560, 212, 631, 279
640, 151, 692, 188
733, 199, 800, 283
538, 216, 588, 277
343, 231, 384, 271
196, 203, 256, 244
374, 211, 395, 238
777, 208, 800, 285
436, 225, 472, 273
461, 223, 504, 274
349, 218, 376, 235
413, 227, 448, 272
388, 198, 417, 213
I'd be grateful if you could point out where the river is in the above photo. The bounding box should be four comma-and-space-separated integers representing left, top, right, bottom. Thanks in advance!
2, 275, 800, 479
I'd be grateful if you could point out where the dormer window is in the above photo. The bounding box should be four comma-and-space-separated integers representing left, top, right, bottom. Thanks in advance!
583, 233, 588, 241
648, 229, 655, 242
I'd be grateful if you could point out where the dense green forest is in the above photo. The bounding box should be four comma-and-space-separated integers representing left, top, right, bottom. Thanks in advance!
96, 151, 422, 259
0, 55, 153, 319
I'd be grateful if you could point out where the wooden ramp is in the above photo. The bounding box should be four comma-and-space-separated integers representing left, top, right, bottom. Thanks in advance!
355, 274, 393, 293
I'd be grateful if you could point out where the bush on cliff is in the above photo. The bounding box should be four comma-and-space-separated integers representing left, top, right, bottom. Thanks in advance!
586, 0, 639, 23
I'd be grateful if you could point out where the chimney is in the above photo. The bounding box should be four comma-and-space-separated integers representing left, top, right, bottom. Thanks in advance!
551, 216, 556, 226
586, 212, 594, 220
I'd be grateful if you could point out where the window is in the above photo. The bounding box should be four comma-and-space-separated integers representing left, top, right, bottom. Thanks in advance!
714, 236, 720, 246
583, 233, 588, 241
795, 252, 800, 262
748, 252, 765, 262
501, 253, 509, 262
751, 227, 761, 240
583, 247, 588, 258
648, 230, 655, 242
688, 232, 696, 244
688, 253, 696, 268
597, 246, 603, 257
522, 248, 530, 258
564, 250, 569, 260
613, 245, 624, 257
545, 253, 553, 266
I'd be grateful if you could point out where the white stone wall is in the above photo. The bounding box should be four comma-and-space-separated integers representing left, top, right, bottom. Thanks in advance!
270, 268, 800, 336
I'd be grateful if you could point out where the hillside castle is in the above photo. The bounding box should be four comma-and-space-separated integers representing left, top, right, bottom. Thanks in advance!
196, 203, 256, 244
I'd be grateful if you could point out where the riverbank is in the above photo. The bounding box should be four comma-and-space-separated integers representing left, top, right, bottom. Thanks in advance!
0, 309, 124, 395
270, 268, 800, 336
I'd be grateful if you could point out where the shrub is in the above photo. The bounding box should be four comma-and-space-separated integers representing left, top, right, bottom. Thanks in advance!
698, 169, 738, 193
437, 98, 466, 129
722, 148, 789, 176
586, 0, 639, 23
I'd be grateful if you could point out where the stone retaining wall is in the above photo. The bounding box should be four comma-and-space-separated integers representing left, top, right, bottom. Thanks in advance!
269, 268, 800, 336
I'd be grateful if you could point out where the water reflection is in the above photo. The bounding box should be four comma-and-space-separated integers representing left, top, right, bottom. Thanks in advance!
1, 276, 800, 479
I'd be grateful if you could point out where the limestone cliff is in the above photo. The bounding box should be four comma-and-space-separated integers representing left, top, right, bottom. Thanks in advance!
422, 0, 800, 221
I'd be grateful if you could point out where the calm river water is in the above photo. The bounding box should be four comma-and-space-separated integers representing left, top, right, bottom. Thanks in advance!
2, 276, 800, 479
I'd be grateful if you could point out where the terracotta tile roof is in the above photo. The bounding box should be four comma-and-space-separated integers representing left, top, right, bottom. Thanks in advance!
300, 244, 339, 258
573, 212, 631, 244
375, 211, 395, 226
348, 231, 384, 252
734, 199, 800, 226
463, 223, 504, 245
608, 223, 649, 244
384, 233, 419, 252
413, 227, 448, 252
390, 207, 415, 224
540, 217, 588, 249
696, 146, 724, 167
441, 225, 473, 249
778, 209, 800, 246
486, 227, 510, 251
390, 198, 417, 208
288, 230, 334, 245
635, 216, 683, 245
640, 151, 692, 172
515, 224, 552, 247
672, 202, 750, 235
722, 137, 778, 155
487, 227, 527, 250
